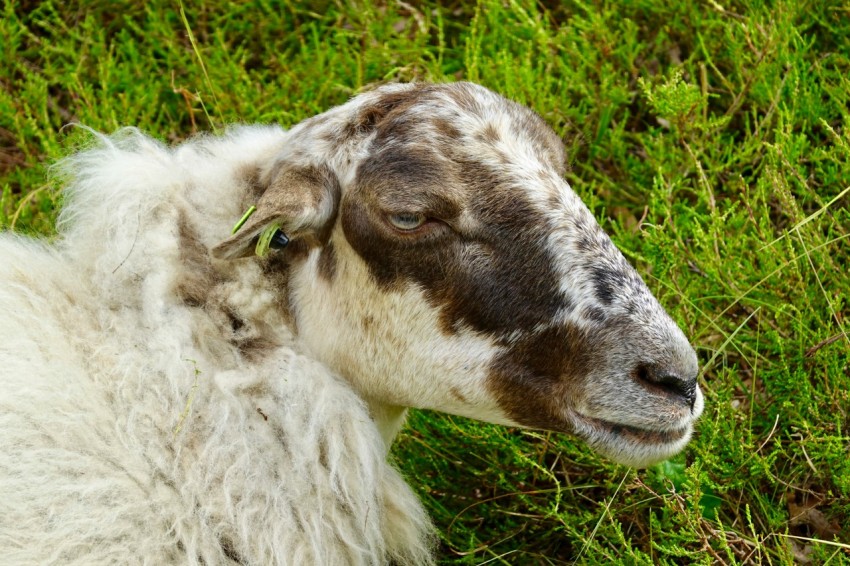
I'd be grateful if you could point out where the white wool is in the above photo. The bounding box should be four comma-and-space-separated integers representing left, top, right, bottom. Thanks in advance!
0, 128, 434, 565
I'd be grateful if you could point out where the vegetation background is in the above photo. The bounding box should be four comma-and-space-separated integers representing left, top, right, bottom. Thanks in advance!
2, 0, 848, 563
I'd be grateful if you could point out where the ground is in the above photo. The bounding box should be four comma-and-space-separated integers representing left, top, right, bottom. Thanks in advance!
1, 1, 848, 564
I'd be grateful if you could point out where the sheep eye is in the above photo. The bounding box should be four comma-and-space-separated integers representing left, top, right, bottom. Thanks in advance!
387, 213, 427, 231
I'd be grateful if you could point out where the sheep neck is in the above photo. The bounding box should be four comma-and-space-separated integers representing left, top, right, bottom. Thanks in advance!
366, 399, 408, 452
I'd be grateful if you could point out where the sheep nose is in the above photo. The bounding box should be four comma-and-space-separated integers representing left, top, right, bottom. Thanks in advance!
635, 364, 698, 410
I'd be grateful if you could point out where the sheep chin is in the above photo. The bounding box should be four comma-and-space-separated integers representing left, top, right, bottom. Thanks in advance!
567, 409, 698, 468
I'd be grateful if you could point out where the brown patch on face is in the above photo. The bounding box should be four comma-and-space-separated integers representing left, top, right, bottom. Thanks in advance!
344, 143, 568, 336
175, 211, 217, 307
487, 323, 601, 431
339, 107, 379, 143
353, 144, 463, 218
339, 83, 600, 431
341, 83, 577, 335
588, 264, 629, 306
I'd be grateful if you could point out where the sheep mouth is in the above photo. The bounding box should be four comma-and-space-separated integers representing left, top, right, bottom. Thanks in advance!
569, 411, 693, 466
574, 413, 690, 445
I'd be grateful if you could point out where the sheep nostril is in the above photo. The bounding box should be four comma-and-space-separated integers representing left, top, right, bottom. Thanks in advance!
635, 364, 697, 409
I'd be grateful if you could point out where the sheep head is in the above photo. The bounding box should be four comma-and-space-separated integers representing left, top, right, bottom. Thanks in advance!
213, 82, 702, 467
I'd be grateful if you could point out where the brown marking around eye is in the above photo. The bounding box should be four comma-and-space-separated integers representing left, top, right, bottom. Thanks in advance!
353, 145, 463, 219
337, 83, 622, 431
511, 110, 568, 175
344, 145, 569, 338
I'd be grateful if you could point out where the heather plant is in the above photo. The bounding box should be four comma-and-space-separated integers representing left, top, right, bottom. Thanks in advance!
2, 0, 847, 563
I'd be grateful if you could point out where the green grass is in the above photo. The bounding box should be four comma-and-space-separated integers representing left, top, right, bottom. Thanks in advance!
2, 0, 849, 563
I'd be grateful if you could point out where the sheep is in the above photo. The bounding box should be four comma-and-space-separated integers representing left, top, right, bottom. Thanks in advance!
0, 81, 703, 565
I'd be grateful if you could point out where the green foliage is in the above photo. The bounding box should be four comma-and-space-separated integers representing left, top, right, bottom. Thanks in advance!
2, 0, 849, 563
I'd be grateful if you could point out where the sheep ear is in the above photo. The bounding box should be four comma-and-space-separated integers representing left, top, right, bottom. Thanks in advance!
212, 163, 340, 260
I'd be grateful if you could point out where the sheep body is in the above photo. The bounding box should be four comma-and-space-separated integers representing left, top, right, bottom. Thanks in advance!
1, 81, 704, 564
0, 127, 432, 565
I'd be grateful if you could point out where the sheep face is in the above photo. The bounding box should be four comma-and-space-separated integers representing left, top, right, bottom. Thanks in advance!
215, 82, 702, 467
